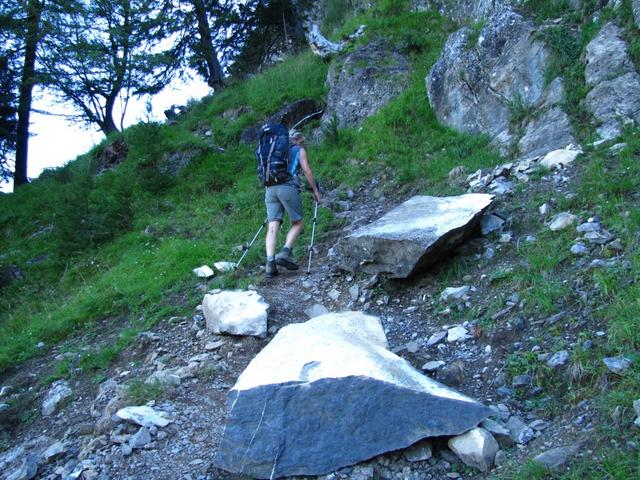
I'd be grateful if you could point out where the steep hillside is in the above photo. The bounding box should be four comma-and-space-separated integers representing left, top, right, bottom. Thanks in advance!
1, 1, 639, 479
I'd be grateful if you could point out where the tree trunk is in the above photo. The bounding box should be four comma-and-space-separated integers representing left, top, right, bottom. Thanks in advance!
192, 0, 225, 91
101, 94, 119, 136
14, 0, 42, 188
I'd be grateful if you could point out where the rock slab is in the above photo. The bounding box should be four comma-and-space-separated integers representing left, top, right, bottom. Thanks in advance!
203, 290, 269, 338
333, 194, 493, 278
215, 312, 491, 479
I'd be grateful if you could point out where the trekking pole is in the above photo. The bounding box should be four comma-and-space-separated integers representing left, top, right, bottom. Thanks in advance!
235, 218, 267, 269
306, 201, 319, 274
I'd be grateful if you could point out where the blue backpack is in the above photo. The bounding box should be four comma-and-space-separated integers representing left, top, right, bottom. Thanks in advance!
256, 124, 291, 187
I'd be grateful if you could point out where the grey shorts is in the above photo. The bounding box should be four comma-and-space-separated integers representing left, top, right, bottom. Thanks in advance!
265, 184, 303, 223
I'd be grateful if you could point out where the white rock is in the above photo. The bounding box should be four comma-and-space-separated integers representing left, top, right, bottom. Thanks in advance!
540, 148, 580, 169
146, 370, 181, 387
116, 406, 172, 428
42, 381, 73, 416
422, 360, 445, 373
539, 203, 551, 215
448, 427, 499, 472
440, 286, 470, 303
192, 265, 214, 278
214, 261, 236, 272
548, 212, 577, 231
447, 326, 472, 343
202, 290, 269, 338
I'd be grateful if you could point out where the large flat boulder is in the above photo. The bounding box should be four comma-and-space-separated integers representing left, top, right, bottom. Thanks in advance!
215, 312, 491, 479
332, 194, 493, 278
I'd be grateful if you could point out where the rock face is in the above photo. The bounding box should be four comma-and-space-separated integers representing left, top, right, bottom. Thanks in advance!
240, 99, 323, 144
332, 194, 493, 278
584, 22, 640, 141
412, 0, 511, 23
322, 41, 410, 130
202, 290, 269, 338
427, 7, 576, 157
216, 312, 491, 479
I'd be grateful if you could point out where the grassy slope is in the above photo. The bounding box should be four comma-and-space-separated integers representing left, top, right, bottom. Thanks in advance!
0, 1, 639, 477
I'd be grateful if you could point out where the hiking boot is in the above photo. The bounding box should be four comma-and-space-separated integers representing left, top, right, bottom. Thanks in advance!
265, 260, 279, 278
276, 248, 299, 270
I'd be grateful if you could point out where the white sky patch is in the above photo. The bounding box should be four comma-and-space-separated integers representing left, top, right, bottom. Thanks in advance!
2, 75, 211, 193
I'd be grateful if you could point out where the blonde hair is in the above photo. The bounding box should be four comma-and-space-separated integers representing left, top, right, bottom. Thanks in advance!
289, 130, 305, 146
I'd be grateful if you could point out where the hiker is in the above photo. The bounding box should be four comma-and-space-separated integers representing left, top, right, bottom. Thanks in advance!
264, 131, 321, 278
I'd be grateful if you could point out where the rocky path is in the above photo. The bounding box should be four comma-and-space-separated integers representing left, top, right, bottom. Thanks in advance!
1, 149, 622, 480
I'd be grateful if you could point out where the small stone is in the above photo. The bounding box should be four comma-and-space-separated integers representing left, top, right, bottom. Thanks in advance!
512, 375, 533, 388
548, 212, 577, 231
440, 286, 470, 303
447, 326, 471, 343
571, 243, 589, 256
116, 406, 172, 428
547, 350, 570, 369
328, 289, 340, 301
584, 230, 614, 245
43, 442, 66, 462
506, 416, 535, 444
499, 233, 512, 243
204, 340, 226, 351
529, 419, 548, 431
403, 439, 433, 462
121, 444, 133, 456
426, 331, 447, 347
497, 386, 514, 397
129, 427, 152, 449
603, 356, 633, 374
576, 222, 601, 234
480, 418, 514, 448
192, 265, 214, 278
422, 361, 445, 373
539, 203, 551, 215
533, 444, 581, 471
448, 427, 499, 472
405, 341, 419, 354
349, 285, 360, 301
480, 214, 506, 236
42, 380, 73, 416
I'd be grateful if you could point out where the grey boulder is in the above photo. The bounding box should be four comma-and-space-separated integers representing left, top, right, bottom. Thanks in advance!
322, 41, 410, 131
584, 23, 640, 141
215, 312, 491, 479
332, 194, 493, 278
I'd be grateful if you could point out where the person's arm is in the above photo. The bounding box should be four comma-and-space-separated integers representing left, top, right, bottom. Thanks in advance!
299, 148, 321, 202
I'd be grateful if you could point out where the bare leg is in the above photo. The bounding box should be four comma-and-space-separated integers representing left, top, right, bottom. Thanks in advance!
266, 221, 281, 257
284, 220, 304, 249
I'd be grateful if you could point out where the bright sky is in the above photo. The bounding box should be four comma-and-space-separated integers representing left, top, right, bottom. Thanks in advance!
1, 75, 211, 193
